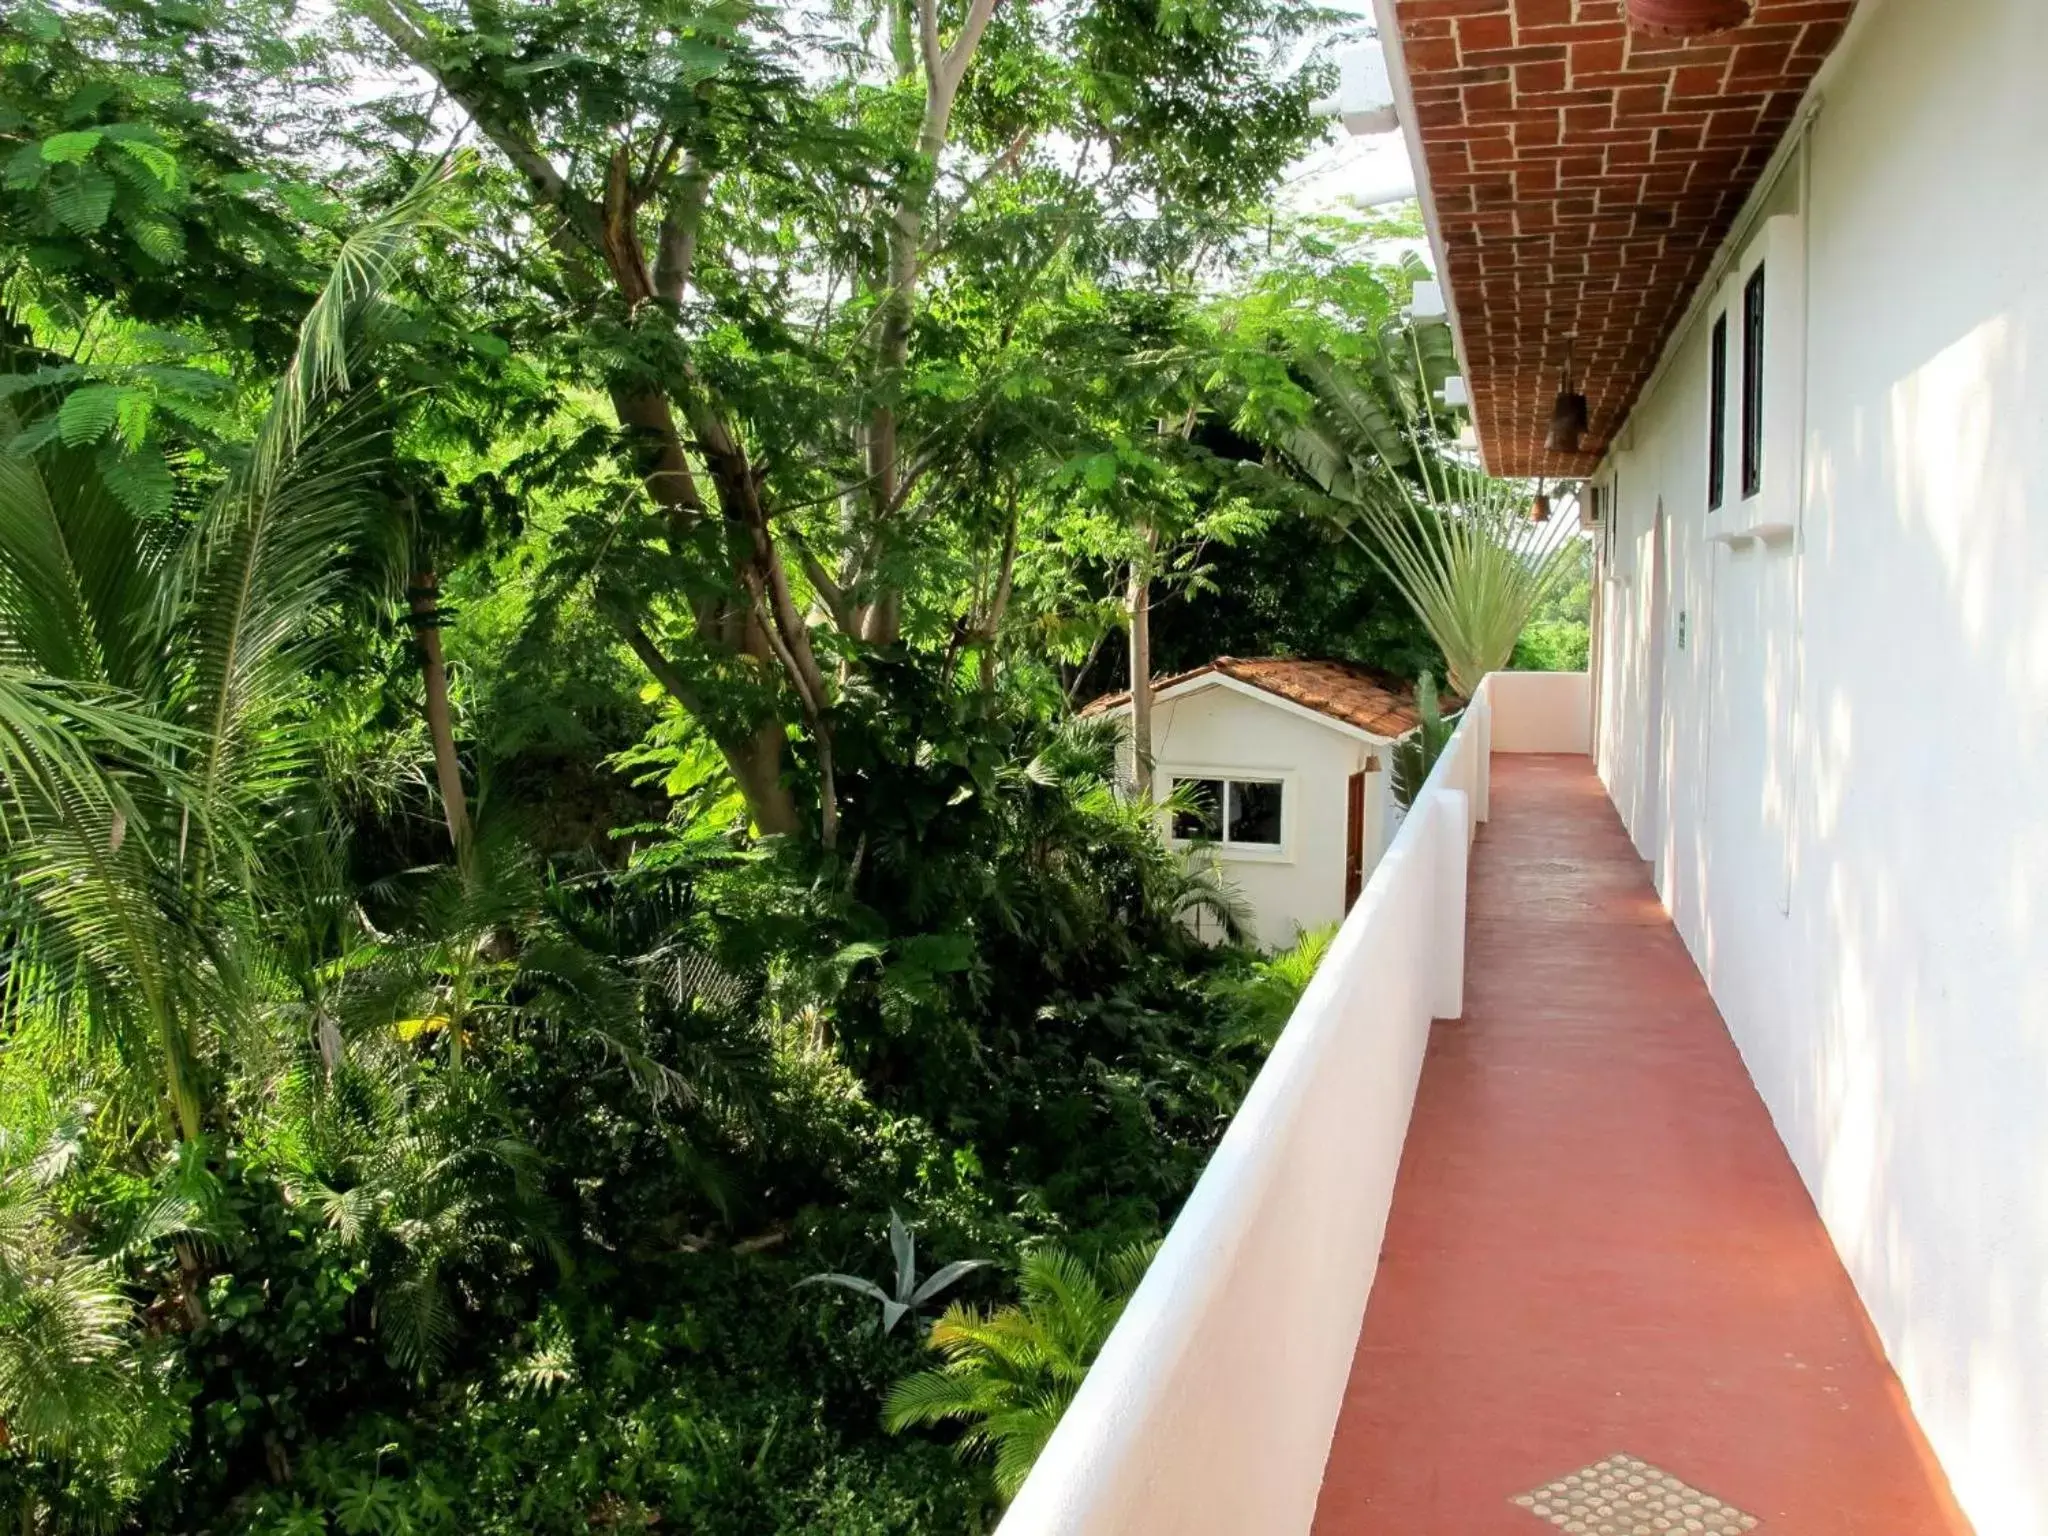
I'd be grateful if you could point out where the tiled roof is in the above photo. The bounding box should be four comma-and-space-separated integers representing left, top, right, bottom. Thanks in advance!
1081, 656, 1434, 739
1394, 0, 1855, 476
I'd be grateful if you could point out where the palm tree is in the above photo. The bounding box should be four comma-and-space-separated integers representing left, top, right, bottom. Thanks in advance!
1338, 457, 1583, 698
884, 1239, 1157, 1501
1261, 316, 1583, 697
0, 1154, 191, 1531
0, 159, 464, 1142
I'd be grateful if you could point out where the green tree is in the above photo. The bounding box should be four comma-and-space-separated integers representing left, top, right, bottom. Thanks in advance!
0, 161, 460, 1140
1216, 221, 1580, 696
333, 0, 1329, 844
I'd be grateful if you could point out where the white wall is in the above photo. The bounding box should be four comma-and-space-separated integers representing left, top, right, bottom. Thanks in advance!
998, 675, 1573, 1536
1488, 670, 1590, 755
1594, 1, 2048, 1527
1148, 683, 1390, 950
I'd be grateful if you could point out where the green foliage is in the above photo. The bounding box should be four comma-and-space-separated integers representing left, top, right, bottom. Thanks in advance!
0, 0, 329, 362
885, 1240, 1158, 1501
0, 1162, 186, 1527
1512, 536, 1592, 672
1390, 672, 1456, 811
0, 3, 1441, 1530
0, 156, 459, 1145
1211, 226, 1584, 696
1209, 921, 1337, 1047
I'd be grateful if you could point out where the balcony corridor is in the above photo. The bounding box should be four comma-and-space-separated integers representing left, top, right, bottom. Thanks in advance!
1311, 755, 1971, 1535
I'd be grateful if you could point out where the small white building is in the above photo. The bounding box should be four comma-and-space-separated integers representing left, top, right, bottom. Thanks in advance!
1085, 658, 1426, 950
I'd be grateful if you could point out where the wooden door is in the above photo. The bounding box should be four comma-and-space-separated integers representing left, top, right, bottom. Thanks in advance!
1344, 770, 1367, 910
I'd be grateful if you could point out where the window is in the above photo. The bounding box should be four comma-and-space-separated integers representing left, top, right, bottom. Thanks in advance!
1228, 780, 1283, 846
1741, 264, 1766, 499
1707, 314, 1728, 511
1170, 776, 1284, 850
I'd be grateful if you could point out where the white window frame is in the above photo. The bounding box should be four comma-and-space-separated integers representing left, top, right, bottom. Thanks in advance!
1708, 209, 1804, 546
1706, 305, 1731, 514
1163, 765, 1296, 865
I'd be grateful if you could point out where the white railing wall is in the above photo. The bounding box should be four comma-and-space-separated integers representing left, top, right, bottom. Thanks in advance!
998, 671, 1589, 1536
1486, 668, 1590, 755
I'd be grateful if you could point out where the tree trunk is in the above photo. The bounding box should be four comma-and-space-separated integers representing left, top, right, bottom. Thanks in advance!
1126, 534, 1155, 800
978, 502, 1019, 694
359, 28, 830, 845
410, 570, 470, 854
861, 0, 1003, 644
616, 620, 803, 837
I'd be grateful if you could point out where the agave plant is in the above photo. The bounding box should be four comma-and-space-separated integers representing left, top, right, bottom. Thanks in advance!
884, 1239, 1158, 1500
796, 1209, 986, 1335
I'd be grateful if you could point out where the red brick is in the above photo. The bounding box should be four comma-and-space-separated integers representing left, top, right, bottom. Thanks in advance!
1525, 19, 1629, 43
1402, 0, 1509, 17
1570, 36, 1626, 74
1403, 36, 1463, 71
1707, 104, 1761, 139
1670, 61, 1729, 97
1729, 39, 1795, 79
1613, 81, 1668, 116
1392, 0, 1850, 472
1794, 18, 1847, 56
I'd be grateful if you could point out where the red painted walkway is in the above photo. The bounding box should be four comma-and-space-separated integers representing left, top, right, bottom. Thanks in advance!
1314, 755, 1971, 1536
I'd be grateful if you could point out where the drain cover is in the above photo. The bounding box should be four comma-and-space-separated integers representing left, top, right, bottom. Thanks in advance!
1511, 1454, 1760, 1534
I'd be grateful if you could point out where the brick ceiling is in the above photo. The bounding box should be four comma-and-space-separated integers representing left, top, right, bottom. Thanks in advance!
1391, 0, 1856, 477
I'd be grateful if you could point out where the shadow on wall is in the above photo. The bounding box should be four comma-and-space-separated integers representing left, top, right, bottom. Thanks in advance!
1599, 0, 2048, 1526
1796, 299, 2048, 1536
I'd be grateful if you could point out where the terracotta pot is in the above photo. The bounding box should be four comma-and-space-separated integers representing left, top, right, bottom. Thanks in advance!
1626, 0, 1752, 36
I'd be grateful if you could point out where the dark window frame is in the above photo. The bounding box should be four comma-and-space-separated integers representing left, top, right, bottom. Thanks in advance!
1708, 313, 1728, 511
1741, 264, 1767, 500
1170, 777, 1223, 843
1168, 774, 1286, 851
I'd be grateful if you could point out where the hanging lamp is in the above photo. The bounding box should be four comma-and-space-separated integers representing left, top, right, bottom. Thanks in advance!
1626, 0, 1751, 37
1545, 339, 1590, 456
1531, 478, 1552, 523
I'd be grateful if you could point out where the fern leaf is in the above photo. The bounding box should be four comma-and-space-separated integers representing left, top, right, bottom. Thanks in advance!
48, 164, 115, 232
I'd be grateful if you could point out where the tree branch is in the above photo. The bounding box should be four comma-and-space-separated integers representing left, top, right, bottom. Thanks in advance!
916, 0, 942, 89
977, 490, 1020, 693
357, 0, 604, 254
654, 160, 711, 306
862, 0, 1007, 644
787, 528, 858, 634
